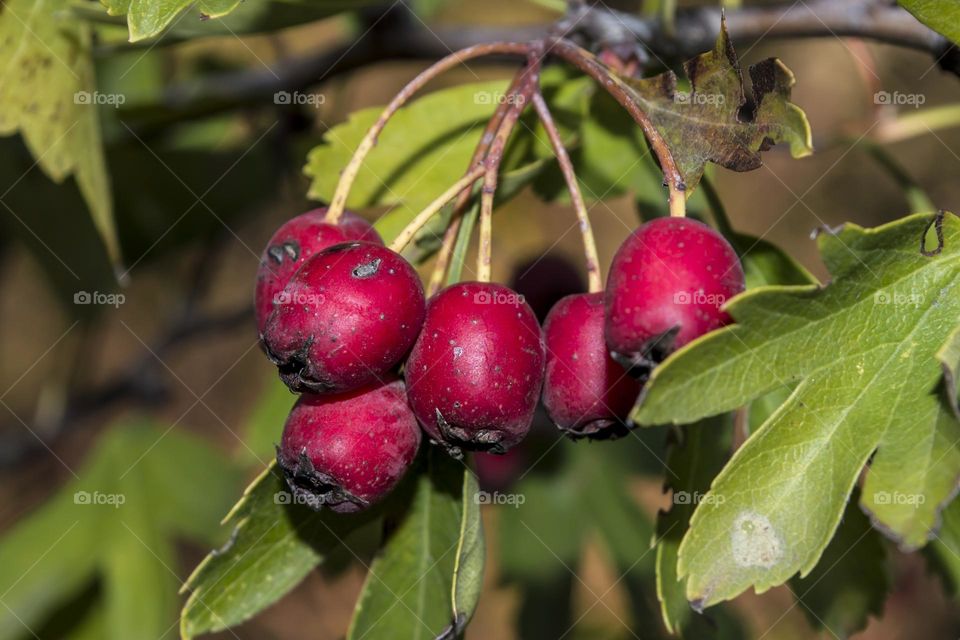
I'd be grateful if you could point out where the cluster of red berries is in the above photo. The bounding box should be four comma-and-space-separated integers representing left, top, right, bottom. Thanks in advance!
256, 209, 744, 513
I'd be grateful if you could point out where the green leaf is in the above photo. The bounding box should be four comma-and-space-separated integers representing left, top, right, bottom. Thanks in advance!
619, 19, 812, 191
633, 213, 960, 608
180, 462, 381, 638
655, 416, 733, 636
929, 498, 960, 595
938, 325, 960, 420
347, 451, 472, 640
789, 490, 888, 638
450, 469, 485, 635
0, 0, 119, 264
0, 422, 241, 640
899, 1, 960, 45
100, 0, 243, 42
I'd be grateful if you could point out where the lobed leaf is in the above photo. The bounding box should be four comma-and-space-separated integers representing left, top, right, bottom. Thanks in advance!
633, 212, 960, 608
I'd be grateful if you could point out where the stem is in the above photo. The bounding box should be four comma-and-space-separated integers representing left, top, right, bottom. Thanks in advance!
476, 60, 541, 282
324, 41, 534, 225
426, 70, 531, 295
873, 104, 960, 144
388, 167, 486, 253
530, 92, 602, 293
547, 38, 687, 215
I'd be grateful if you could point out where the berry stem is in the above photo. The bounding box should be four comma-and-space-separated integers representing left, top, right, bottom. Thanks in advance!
476, 57, 542, 282
546, 38, 687, 217
388, 167, 487, 253
323, 41, 534, 226
530, 91, 602, 293
427, 69, 530, 295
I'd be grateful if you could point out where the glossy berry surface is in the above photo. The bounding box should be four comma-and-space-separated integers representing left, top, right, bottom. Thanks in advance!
277, 379, 421, 512
605, 217, 744, 370
405, 282, 545, 456
254, 209, 348, 334
542, 293, 642, 438
263, 241, 425, 394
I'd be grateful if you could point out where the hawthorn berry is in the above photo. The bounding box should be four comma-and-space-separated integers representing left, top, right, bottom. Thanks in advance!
277, 378, 421, 512
605, 217, 744, 371
262, 241, 425, 394
405, 282, 545, 457
542, 292, 642, 438
255, 209, 347, 334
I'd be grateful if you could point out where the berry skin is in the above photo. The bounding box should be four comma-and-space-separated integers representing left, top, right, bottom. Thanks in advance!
277, 379, 421, 512
255, 209, 348, 335
405, 282, 545, 457
339, 210, 384, 245
605, 217, 745, 371
542, 293, 642, 438
263, 241, 425, 394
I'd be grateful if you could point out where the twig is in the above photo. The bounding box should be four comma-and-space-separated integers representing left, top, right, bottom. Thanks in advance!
476, 58, 542, 282
530, 92, 602, 293
389, 167, 486, 253
426, 71, 530, 295
324, 41, 534, 225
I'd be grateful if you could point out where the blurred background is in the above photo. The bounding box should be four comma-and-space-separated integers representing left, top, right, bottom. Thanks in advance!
2, 0, 960, 638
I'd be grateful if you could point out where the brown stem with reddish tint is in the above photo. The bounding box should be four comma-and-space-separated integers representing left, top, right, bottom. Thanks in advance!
324, 41, 534, 225
530, 91, 603, 293
477, 57, 542, 282
546, 38, 687, 217
427, 70, 530, 296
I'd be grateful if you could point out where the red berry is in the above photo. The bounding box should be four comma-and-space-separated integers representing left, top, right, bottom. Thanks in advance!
605, 217, 744, 370
277, 379, 421, 512
542, 293, 642, 438
263, 241, 425, 394
405, 282, 544, 457
339, 210, 384, 245
255, 209, 348, 334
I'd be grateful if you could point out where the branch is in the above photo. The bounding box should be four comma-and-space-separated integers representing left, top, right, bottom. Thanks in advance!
119, 0, 957, 133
